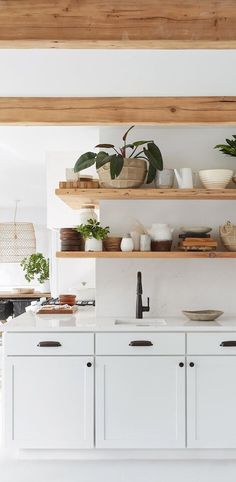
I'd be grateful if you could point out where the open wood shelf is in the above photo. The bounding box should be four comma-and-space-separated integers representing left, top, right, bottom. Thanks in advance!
56, 251, 236, 259
55, 188, 236, 209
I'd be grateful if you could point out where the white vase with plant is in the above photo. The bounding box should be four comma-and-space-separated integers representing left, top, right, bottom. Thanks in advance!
74, 219, 110, 252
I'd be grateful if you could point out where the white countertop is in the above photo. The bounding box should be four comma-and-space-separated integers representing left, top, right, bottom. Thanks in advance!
2, 310, 236, 332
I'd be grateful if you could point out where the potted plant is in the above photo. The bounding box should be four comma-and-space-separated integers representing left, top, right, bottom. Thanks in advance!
74, 219, 110, 251
20, 253, 50, 291
214, 135, 236, 185
74, 125, 163, 188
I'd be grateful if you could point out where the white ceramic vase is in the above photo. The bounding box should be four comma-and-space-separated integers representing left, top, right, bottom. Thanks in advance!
85, 238, 103, 252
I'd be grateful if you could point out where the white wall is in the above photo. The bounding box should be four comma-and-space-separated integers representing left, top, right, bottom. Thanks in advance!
0, 50, 236, 96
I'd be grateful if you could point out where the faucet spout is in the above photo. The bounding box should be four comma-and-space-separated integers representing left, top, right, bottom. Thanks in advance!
136, 271, 150, 319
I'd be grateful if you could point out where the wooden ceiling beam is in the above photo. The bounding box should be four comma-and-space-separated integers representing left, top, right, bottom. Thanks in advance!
0, 97, 236, 125
0, 1, 236, 48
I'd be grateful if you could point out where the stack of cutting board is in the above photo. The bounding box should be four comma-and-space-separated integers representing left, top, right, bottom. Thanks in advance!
178, 228, 217, 251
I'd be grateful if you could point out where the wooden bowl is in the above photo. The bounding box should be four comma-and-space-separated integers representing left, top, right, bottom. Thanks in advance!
182, 310, 224, 321
103, 237, 122, 251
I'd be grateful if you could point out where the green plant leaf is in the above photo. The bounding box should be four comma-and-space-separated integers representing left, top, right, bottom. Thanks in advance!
146, 142, 163, 170
74, 152, 96, 172
95, 143, 115, 148
122, 125, 135, 142
146, 162, 156, 184
110, 154, 124, 179
226, 138, 236, 147
132, 140, 153, 147
95, 151, 110, 169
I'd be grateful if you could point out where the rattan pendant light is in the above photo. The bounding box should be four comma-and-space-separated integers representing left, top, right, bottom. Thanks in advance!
0, 201, 36, 263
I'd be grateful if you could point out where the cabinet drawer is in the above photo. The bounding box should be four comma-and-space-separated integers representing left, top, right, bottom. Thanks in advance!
4, 332, 94, 356
187, 333, 236, 355
96, 333, 185, 355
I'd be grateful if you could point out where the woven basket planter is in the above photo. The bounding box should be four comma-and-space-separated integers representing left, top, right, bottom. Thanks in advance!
220, 221, 236, 251
97, 158, 147, 189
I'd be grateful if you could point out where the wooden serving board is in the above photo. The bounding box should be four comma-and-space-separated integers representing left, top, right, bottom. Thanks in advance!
37, 306, 78, 315
59, 180, 99, 189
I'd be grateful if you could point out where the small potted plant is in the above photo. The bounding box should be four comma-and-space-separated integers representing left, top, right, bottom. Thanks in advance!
74, 219, 110, 252
74, 125, 163, 188
20, 253, 50, 291
214, 135, 236, 185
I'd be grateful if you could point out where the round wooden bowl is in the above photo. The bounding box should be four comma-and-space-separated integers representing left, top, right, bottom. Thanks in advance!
103, 237, 122, 251
59, 294, 76, 306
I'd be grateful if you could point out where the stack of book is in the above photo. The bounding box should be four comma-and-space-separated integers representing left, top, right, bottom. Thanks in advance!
178, 232, 217, 252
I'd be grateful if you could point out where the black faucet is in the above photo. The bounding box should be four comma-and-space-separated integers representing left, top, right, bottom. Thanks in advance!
136, 271, 150, 319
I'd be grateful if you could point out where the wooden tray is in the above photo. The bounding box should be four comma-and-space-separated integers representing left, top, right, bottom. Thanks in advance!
59, 180, 99, 189
37, 306, 78, 315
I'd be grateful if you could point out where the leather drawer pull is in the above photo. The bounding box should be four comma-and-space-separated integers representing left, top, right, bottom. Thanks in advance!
129, 340, 153, 347
220, 341, 236, 347
37, 341, 62, 347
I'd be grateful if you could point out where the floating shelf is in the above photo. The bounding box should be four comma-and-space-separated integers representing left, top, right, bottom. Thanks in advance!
56, 251, 236, 259
55, 188, 236, 209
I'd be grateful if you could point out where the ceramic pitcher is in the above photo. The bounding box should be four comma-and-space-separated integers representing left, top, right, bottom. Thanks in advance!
174, 168, 193, 188
147, 224, 173, 241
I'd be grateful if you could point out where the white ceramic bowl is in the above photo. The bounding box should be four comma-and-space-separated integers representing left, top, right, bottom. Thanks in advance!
199, 169, 233, 189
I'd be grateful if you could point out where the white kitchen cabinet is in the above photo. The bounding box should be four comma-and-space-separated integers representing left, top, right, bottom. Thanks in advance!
187, 356, 236, 448
96, 356, 185, 448
5, 356, 94, 449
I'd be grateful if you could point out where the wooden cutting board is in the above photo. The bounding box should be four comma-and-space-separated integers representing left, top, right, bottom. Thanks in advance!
37, 306, 78, 315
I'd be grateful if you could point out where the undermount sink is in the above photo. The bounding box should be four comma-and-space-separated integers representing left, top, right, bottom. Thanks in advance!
115, 318, 166, 326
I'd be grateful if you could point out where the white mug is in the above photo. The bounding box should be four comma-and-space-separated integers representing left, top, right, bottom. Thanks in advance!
174, 168, 193, 189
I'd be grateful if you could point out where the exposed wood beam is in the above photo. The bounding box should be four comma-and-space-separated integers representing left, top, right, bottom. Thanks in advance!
0, 1, 236, 49
0, 97, 236, 125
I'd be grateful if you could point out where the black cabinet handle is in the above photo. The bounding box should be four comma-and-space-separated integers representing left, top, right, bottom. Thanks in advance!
220, 341, 236, 347
37, 341, 62, 347
189, 362, 195, 367
87, 362, 92, 368
129, 340, 153, 347
179, 362, 184, 368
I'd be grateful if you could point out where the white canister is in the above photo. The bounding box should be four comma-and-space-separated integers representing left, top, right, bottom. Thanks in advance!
130, 231, 140, 251
80, 205, 97, 224
85, 238, 102, 252
121, 234, 134, 252
140, 234, 151, 251
66, 168, 80, 181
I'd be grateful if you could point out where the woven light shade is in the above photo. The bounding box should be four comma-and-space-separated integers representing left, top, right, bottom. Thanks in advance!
0, 223, 36, 263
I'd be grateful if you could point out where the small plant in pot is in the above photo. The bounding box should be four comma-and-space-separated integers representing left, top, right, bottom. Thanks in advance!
74, 219, 110, 252
20, 253, 50, 291
214, 135, 236, 185
74, 125, 163, 188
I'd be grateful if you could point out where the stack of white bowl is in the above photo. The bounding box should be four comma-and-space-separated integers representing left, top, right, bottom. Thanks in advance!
199, 169, 233, 189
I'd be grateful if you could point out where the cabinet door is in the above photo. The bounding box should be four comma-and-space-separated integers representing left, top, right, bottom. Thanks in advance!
187, 356, 236, 448
96, 356, 185, 448
5, 356, 94, 449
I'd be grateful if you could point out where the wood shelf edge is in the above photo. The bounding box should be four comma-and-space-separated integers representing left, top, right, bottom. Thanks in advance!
56, 251, 236, 259
55, 188, 236, 209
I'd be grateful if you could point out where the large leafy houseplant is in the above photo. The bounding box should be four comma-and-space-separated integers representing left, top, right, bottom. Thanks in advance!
74, 125, 163, 185
20, 253, 49, 284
